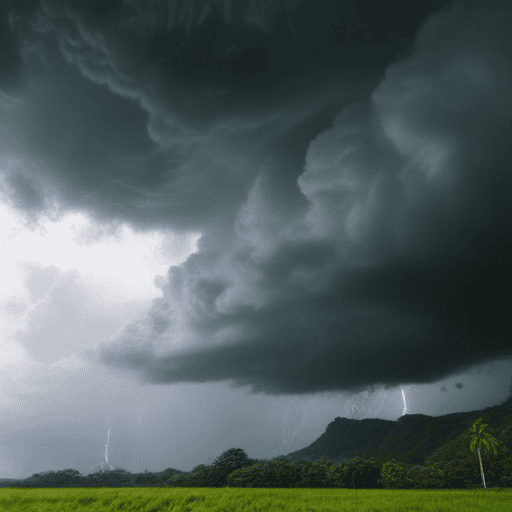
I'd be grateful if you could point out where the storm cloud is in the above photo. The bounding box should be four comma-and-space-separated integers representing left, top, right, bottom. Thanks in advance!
1, 0, 511, 401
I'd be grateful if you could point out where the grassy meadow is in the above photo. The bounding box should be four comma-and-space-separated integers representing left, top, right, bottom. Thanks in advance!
1, 486, 511, 512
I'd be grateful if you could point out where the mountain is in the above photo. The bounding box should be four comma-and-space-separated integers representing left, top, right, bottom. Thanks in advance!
273, 396, 512, 468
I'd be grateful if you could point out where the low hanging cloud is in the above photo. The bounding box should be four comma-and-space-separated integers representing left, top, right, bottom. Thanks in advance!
2, 0, 512, 398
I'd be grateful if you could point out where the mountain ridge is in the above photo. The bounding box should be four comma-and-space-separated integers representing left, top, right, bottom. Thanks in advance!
272, 398, 512, 468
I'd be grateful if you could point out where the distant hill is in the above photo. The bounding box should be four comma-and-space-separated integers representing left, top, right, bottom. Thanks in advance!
273, 396, 512, 468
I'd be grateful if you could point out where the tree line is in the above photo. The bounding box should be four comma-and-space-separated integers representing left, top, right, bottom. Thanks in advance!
4, 418, 512, 490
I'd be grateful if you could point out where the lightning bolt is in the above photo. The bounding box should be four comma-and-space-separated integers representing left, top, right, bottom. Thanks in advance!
401, 388, 408, 417
282, 400, 306, 452
86, 422, 114, 475
104, 428, 110, 466
372, 392, 387, 418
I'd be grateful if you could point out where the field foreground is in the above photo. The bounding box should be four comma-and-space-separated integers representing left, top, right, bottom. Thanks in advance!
1, 486, 511, 512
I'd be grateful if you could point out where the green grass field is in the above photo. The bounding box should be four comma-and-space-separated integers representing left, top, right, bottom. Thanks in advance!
1, 486, 511, 512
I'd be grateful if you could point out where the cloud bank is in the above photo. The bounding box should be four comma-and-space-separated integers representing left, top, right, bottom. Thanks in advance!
1, 0, 511, 399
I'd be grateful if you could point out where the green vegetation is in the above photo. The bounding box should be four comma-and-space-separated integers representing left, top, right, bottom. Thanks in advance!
1, 486, 512, 511
468, 417, 501, 488
285, 405, 512, 471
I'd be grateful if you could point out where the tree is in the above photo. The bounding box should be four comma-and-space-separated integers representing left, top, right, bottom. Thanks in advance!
209, 448, 257, 487
468, 418, 500, 489
226, 457, 295, 488
349, 457, 386, 489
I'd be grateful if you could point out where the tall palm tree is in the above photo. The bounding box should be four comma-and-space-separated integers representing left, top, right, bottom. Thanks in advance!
468, 417, 500, 489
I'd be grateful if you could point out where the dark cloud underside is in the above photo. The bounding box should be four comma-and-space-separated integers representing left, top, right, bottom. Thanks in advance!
1, 0, 511, 398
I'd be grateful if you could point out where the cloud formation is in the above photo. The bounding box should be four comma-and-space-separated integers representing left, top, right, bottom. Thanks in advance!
1, 0, 511, 399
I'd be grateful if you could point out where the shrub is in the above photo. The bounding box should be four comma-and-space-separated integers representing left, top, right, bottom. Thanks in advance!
325, 462, 351, 488
287, 458, 333, 488
227, 459, 296, 488
349, 457, 387, 489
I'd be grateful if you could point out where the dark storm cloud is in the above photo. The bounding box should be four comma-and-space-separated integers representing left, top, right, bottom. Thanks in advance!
0, 0, 450, 239
2, 0, 342, 237
2, 0, 512, 398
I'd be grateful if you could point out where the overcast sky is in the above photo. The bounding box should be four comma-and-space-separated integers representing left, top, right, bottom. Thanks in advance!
1, 0, 512, 480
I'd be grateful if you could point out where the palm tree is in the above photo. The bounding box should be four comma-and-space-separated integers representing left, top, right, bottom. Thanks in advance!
468, 418, 500, 489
